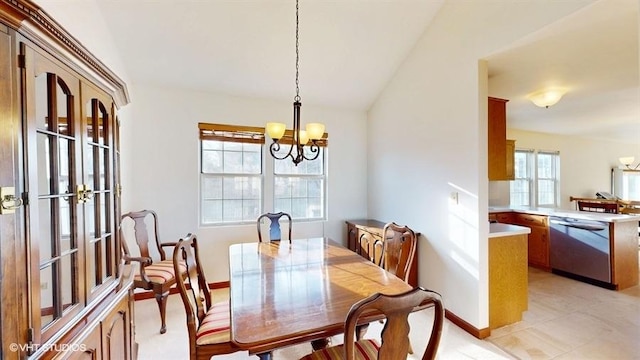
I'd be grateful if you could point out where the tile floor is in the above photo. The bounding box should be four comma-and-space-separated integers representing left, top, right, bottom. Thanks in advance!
486, 268, 640, 359
135, 268, 640, 359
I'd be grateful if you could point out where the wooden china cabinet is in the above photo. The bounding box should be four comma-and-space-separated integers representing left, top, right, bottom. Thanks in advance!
0, 1, 134, 359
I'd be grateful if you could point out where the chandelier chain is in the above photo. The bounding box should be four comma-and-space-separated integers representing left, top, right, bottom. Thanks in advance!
295, 0, 300, 102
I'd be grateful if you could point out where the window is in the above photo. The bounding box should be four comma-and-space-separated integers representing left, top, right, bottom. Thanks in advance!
510, 149, 560, 208
199, 123, 328, 225
612, 168, 640, 201
199, 123, 265, 225
273, 145, 326, 220
510, 149, 533, 206
536, 151, 560, 206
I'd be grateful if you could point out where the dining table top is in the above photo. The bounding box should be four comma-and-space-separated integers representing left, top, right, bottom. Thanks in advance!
228, 237, 413, 352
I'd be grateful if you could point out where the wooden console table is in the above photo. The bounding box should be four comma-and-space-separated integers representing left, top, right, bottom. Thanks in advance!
345, 219, 419, 287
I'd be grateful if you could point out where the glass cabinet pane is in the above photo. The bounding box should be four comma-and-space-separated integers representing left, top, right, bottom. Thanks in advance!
86, 99, 94, 141
86, 145, 94, 186
60, 254, 76, 314
100, 237, 107, 282
56, 80, 70, 136
85, 193, 96, 237
58, 137, 70, 194
98, 104, 107, 145
100, 193, 108, 234
35, 73, 49, 130
87, 240, 96, 290
40, 265, 54, 329
37, 133, 52, 196
99, 147, 107, 190
38, 198, 53, 263
59, 198, 72, 252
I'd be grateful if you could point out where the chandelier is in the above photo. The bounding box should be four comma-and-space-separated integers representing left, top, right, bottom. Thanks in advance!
266, 0, 325, 166
619, 156, 640, 170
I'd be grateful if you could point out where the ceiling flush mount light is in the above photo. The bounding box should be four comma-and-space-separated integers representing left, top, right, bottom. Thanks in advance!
619, 156, 639, 170
266, 0, 325, 166
528, 88, 567, 108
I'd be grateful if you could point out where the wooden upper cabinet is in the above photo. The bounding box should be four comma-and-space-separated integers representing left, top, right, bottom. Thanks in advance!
505, 139, 516, 180
488, 97, 514, 181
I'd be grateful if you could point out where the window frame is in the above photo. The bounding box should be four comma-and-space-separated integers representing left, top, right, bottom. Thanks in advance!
198, 123, 328, 226
199, 123, 266, 226
510, 148, 560, 208
535, 150, 560, 208
272, 144, 327, 221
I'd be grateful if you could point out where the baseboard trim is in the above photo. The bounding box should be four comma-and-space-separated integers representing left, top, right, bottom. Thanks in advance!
133, 281, 230, 301
445, 309, 491, 339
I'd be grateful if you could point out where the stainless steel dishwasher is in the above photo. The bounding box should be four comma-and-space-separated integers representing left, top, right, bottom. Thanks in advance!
549, 216, 613, 288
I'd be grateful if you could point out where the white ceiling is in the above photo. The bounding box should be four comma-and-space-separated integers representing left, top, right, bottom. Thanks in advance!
94, 0, 639, 144
94, 0, 444, 110
487, 0, 639, 144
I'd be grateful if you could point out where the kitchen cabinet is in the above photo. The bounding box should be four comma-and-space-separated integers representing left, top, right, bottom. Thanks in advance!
488, 97, 512, 180
491, 209, 640, 290
505, 139, 516, 180
0, 2, 133, 359
493, 212, 550, 269
346, 220, 418, 287
489, 225, 529, 329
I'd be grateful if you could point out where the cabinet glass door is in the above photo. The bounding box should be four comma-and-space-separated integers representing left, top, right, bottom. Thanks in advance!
24, 45, 84, 344
82, 84, 117, 301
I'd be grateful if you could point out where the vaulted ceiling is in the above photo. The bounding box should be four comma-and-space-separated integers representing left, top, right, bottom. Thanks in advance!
92, 0, 638, 144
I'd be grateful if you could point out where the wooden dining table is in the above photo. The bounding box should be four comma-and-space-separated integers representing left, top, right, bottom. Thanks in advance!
228, 237, 413, 358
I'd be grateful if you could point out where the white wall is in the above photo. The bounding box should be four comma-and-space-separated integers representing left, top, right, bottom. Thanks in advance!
367, 0, 596, 330
489, 129, 640, 208
122, 84, 368, 282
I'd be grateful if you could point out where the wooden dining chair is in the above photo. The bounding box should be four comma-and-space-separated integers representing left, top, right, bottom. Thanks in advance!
120, 209, 185, 334
256, 212, 292, 242
173, 233, 241, 359
380, 222, 417, 284
299, 287, 445, 360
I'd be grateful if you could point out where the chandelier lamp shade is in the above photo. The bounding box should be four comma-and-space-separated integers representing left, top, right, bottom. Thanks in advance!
528, 88, 567, 108
619, 156, 639, 170
267, 0, 325, 166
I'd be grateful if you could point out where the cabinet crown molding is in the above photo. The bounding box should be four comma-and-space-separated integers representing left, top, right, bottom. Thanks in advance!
0, 0, 130, 107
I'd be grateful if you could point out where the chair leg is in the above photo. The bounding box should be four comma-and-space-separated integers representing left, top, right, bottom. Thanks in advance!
155, 291, 169, 334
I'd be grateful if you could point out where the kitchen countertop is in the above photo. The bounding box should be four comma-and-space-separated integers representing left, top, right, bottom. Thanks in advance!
489, 206, 640, 223
489, 223, 531, 238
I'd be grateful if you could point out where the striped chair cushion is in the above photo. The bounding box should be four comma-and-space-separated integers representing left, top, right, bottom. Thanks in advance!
196, 300, 232, 345
299, 339, 380, 360
135, 259, 186, 284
